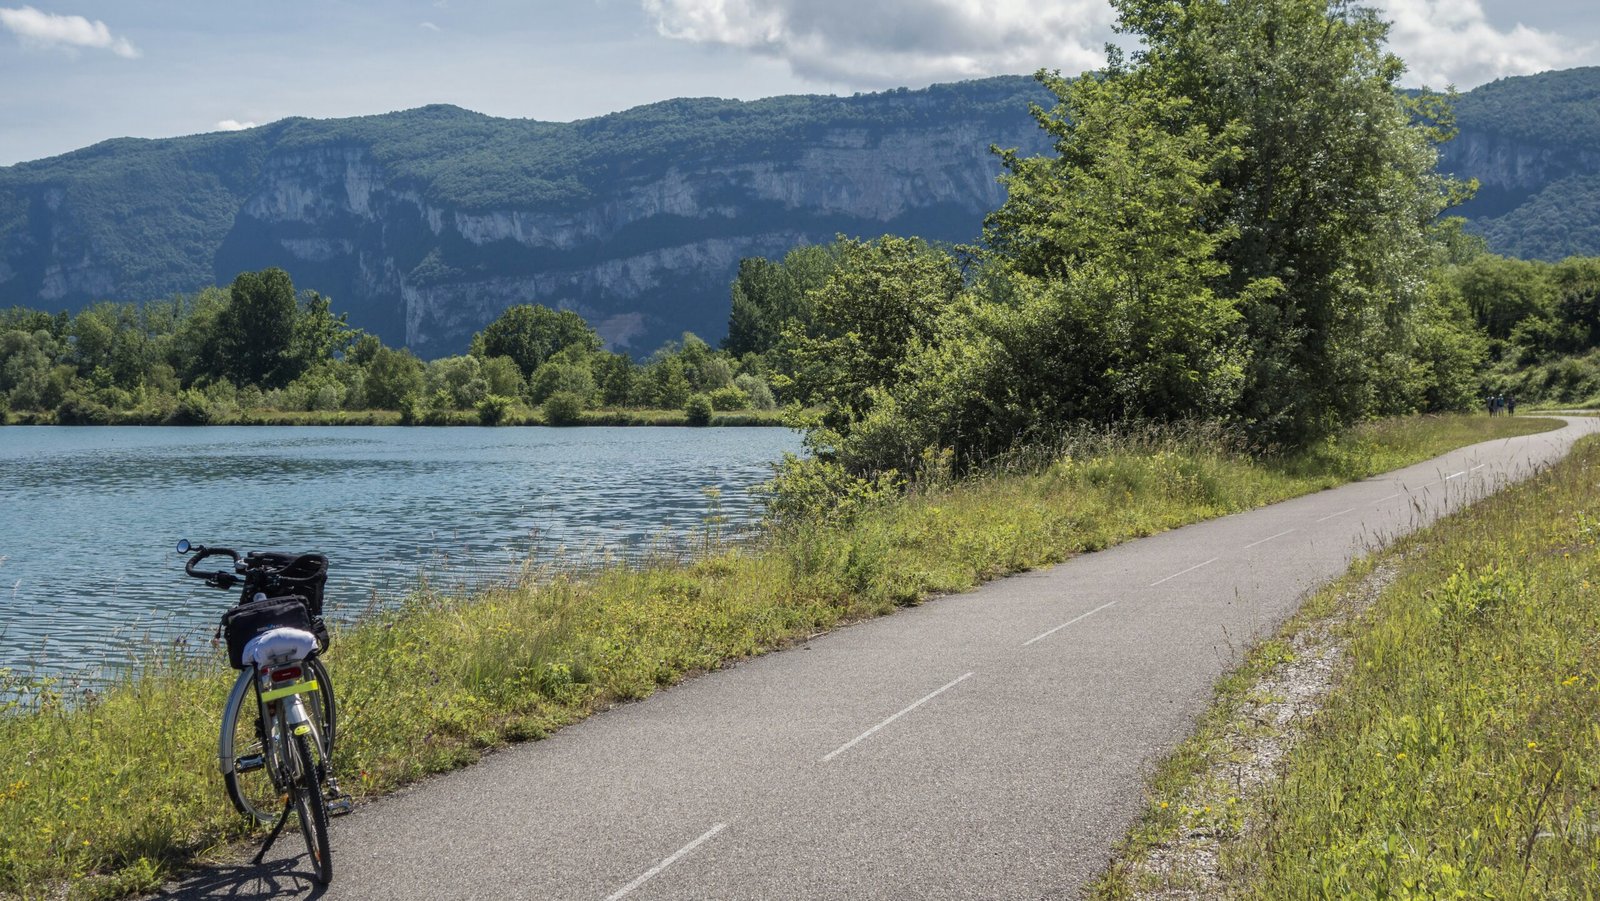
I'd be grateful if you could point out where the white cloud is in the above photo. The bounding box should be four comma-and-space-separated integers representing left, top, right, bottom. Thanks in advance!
640, 0, 1113, 87
1375, 0, 1586, 87
0, 5, 138, 58
215, 119, 257, 131
642, 0, 1590, 91
420, 21, 441, 32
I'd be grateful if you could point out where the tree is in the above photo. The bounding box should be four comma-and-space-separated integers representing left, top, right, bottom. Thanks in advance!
222, 268, 299, 388
361, 346, 425, 409
1098, 0, 1469, 441
291, 290, 355, 375
472, 305, 601, 378
722, 244, 839, 357
776, 235, 963, 426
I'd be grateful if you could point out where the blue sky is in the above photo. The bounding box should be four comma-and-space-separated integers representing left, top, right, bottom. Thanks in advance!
1, 0, 1595, 166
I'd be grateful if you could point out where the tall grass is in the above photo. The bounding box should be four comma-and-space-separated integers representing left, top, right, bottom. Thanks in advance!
0, 413, 1555, 898
1227, 436, 1600, 897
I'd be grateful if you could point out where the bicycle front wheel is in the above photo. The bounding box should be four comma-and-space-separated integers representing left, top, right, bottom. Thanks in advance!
292, 731, 333, 885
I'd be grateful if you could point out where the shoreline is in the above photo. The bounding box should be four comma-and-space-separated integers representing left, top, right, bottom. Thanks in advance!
0, 407, 792, 428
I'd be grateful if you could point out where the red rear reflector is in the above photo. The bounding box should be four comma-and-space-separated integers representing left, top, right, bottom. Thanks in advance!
270, 666, 303, 682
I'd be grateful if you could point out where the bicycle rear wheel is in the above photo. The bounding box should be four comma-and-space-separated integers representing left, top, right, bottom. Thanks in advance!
220, 659, 335, 825
292, 731, 333, 884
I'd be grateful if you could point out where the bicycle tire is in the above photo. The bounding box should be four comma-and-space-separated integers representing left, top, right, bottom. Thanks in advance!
221, 659, 335, 824
291, 731, 333, 885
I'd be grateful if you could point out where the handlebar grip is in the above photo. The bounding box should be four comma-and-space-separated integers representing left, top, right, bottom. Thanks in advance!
185, 546, 240, 583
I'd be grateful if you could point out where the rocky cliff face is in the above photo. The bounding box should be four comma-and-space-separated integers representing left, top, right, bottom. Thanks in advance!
0, 80, 1050, 356
213, 120, 1032, 355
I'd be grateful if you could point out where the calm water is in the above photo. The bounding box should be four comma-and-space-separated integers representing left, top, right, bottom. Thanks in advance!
0, 426, 800, 677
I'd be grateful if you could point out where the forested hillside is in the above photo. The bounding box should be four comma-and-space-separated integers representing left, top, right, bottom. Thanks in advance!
2, 68, 1599, 357
0, 78, 1049, 355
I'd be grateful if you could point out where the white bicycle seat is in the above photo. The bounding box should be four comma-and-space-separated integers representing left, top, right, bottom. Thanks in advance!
244, 627, 320, 669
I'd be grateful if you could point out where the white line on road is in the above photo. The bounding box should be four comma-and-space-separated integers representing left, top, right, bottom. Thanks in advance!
1376, 491, 1405, 502
1242, 529, 1295, 549
605, 823, 728, 901
1315, 507, 1355, 523
822, 673, 974, 762
1021, 601, 1119, 647
1444, 470, 1467, 481
1149, 557, 1218, 587
1471, 464, 1486, 472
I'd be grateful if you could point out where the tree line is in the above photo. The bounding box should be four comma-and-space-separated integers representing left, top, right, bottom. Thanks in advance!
0, 268, 776, 426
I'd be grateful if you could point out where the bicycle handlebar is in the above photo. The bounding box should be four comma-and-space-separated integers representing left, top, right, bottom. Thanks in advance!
183, 545, 242, 589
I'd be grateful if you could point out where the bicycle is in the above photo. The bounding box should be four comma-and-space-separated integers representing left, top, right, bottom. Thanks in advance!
178, 539, 350, 885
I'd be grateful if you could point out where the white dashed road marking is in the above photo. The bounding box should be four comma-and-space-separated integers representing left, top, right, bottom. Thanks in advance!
822, 673, 974, 762
605, 824, 728, 901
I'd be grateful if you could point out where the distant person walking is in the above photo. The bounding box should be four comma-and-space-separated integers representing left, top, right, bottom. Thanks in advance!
1487, 395, 1496, 416
1508, 395, 1518, 415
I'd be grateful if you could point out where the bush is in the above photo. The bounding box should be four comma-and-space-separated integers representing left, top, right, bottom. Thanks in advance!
708, 386, 750, 411
169, 388, 222, 424
529, 362, 596, 404
543, 391, 585, 426
735, 373, 777, 410
397, 393, 425, 425
55, 393, 113, 425
477, 393, 515, 426
684, 393, 714, 426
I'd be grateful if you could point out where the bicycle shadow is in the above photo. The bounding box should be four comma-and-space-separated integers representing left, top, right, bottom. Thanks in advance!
154, 855, 327, 900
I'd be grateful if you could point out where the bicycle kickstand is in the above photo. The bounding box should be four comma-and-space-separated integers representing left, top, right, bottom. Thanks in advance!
252, 799, 294, 864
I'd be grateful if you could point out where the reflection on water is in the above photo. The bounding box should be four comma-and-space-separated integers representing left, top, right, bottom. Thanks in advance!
0, 426, 800, 677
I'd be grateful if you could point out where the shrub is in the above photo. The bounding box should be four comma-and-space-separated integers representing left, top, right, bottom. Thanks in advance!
684, 393, 714, 426
529, 362, 596, 404
398, 393, 426, 426
735, 373, 777, 410
170, 388, 215, 425
55, 393, 113, 425
708, 386, 750, 411
543, 391, 585, 426
477, 393, 515, 426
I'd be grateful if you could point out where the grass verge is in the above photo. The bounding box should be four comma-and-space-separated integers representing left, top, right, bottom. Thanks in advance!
1096, 430, 1600, 899
0, 413, 1557, 898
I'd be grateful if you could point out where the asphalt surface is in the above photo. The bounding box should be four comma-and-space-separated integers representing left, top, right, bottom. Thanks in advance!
161, 417, 1600, 900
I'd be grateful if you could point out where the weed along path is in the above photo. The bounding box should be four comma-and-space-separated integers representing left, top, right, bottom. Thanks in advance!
162, 418, 1600, 901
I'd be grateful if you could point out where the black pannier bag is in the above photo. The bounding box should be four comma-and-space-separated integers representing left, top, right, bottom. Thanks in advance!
220, 596, 314, 669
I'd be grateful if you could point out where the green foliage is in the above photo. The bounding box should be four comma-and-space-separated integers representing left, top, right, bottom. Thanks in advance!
528, 361, 596, 405
723, 244, 840, 357
683, 393, 714, 426
472, 305, 601, 378
221, 268, 300, 388
776, 235, 963, 423
476, 393, 515, 426
542, 391, 585, 426
707, 386, 749, 411
362, 346, 425, 410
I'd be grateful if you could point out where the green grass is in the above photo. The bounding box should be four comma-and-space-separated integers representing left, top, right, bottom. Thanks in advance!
1096, 428, 1600, 899
0, 413, 1556, 897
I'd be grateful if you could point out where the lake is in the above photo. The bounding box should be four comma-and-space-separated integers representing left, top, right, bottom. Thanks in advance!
0, 426, 801, 679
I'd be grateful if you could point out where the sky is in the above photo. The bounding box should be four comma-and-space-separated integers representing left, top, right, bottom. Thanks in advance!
1, 0, 1596, 167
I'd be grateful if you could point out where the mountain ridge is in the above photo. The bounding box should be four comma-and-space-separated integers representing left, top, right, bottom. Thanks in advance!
2, 70, 1596, 356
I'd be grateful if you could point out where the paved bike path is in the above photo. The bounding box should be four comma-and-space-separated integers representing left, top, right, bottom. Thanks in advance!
163, 417, 1600, 900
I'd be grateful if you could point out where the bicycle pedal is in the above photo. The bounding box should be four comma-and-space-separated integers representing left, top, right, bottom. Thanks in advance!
235, 754, 265, 773
326, 796, 354, 816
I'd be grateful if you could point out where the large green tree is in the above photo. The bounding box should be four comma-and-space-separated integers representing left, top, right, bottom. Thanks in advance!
1097, 0, 1468, 441
472, 305, 601, 378
221, 268, 299, 388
